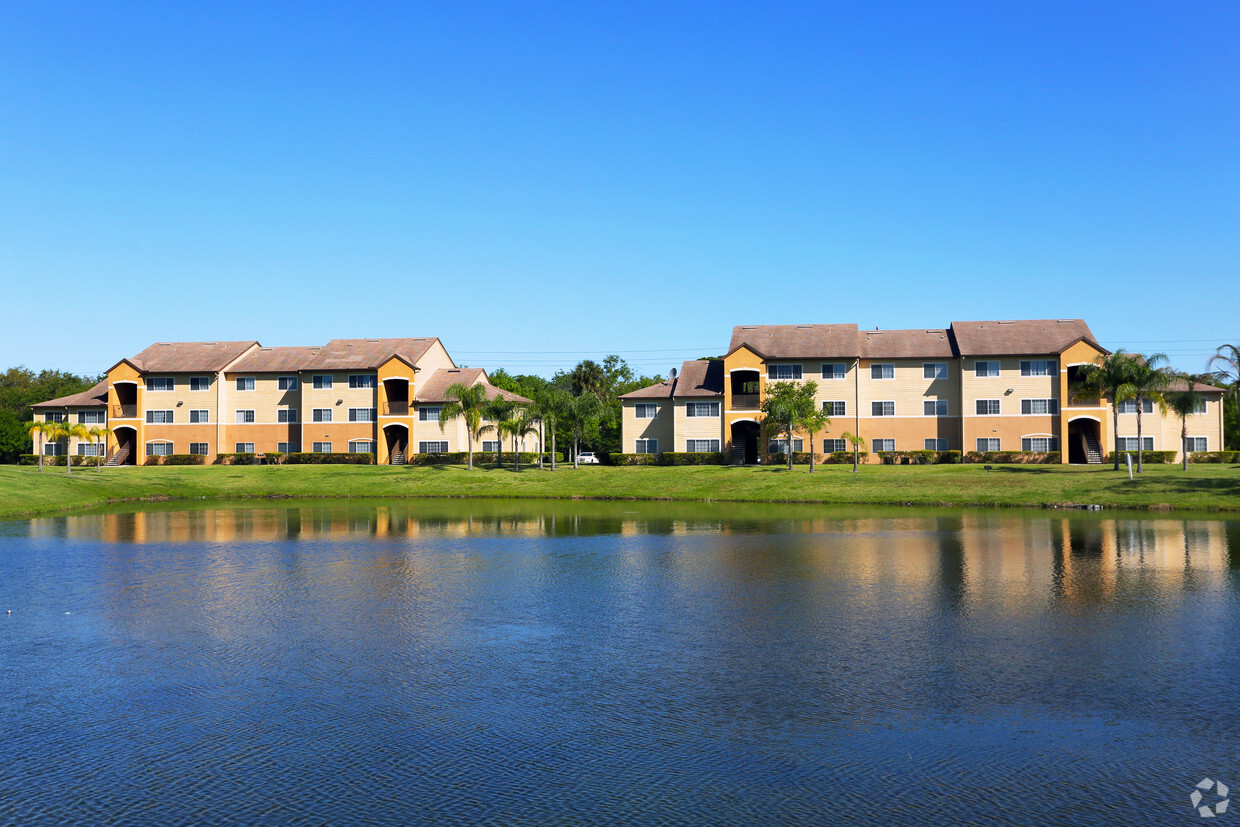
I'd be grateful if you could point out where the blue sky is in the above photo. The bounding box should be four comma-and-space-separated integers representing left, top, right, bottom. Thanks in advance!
3, 2, 1236, 379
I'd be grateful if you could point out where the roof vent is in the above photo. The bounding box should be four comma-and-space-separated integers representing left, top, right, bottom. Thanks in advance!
741, 326, 757, 329
797, 325, 812, 329
204, 342, 217, 345
999, 321, 1014, 325
1057, 319, 1074, 323
157, 342, 172, 346
366, 339, 379, 342
260, 347, 273, 351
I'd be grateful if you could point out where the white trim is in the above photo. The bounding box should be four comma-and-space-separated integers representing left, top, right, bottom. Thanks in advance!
112, 379, 138, 385
728, 417, 761, 424
382, 375, 415, 382
381, 422, 409, 431
728, 367, 762, 374
1067, 415, 1101, 423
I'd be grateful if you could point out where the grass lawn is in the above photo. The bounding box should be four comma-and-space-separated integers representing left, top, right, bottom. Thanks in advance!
1, 461, 1237, 520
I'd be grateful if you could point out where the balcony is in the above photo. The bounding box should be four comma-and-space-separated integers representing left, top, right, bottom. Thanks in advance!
112, 404, 137, 418
732, 394, 761, 411
382, 401, 409, 416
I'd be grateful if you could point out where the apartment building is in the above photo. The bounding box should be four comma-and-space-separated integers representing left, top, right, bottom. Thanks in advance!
620, 319, 1225, 464
31, 338, 531, 465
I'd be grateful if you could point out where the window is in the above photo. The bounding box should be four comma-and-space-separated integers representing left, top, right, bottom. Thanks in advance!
277, 442, 299, 454
686, 439, 721, 453
635, 403, 659, 419
235, 377, 255, 391
977, 438, 1001, 451
1021, 399, 1059, 415
1116, 437, 1154, 451
313, 441, 334, 453
43, 442, 65, 456
146, 410, 174, 424
686, 401, 720, 417
235, 410, 255, 424
1186, 437, 1208, 452
871, 401, 895, 417
1021, 437, 1059, 452
78, 410, 105, 424
823, 438, 846, 452
768, 438, 804, 454
349, 440, 375, 454
976, 399, 1000, 415
189, 443, 209, 455
635, 439, 658, 454
313, 375, 333, 390
145, 442, 173, 456
146, 377, 174, 392
44, 412, 67, 423
312, 408, 333, 423
190, 376, 211, 391
276, 408, 297, 423
923, 363, 948, 379
349, 375, 377, 389
1020, 360, 1058, 377
974, 361, 1000, 377
349, 408, 377, 422
235, 443, 255, 454
418, 441, 448, 454
768, 364, 802, 380
77, 443, 102, 457
871, 363, 894, 380
821, 363, 847, 379
872, 438, 895, 452
1117, 399, 1154, 414
419, 406, 442, 421
822, 401, 846, 416
925, 438, 949, 450
924, 400, 948, 417
1191, 399, 1208, 415
189, 409, 209, 424
278, 376, 298, 391
482, 441, 501, 452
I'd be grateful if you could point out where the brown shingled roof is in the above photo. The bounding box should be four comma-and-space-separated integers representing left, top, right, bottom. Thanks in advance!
31, 380, 109, 408
313, 338, 439, 370
416, 368, 531, 404
728, 324, 860, 359
860, 329, 955, 359
125, 341, 258, 373
620, 360, 723, 399
229, 346, 325, 372
949, 319, 1099, 356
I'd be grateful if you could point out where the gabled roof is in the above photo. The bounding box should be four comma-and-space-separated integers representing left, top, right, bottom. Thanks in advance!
949, 319, 1099, 356
312, 338, 439, 370
860, 329, 955, 359
620, 360, 724, 399
120, 341, 259, 373
31, 380, 109, 408
728, 324, 860, 359
415, 368, 531, 404
229, 346, 325, 372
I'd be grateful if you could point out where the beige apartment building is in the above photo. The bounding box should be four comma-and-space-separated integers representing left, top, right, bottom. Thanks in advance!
620, 319, 1225, 464
31, 338, 531, 465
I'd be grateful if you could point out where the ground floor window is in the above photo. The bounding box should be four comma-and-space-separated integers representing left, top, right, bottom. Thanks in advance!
872, 438, 895, 452
146, 442, 173, 457
77, 443, 102, 456
1185, 437, 1208, 452
635, 439, 658, 454
235, 443, 255, 454
189, 443, 210, 455
768, 438, 804, 454
277, 442, 298, 454
823, 438, 846, 452
349, 440, 375, 454
925, 438, 949, 450
1022, 437, 1059, 452
1116, 437, 1153, 451
42, 442, 65, 456
686, 439, 720, 452
977, 438, 1000, 451
482, 440, 500, 452
313, 442, 333, 453
419, 441, 448, 454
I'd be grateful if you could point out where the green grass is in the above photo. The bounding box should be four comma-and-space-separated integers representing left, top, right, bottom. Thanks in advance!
1, 461, 1238, 520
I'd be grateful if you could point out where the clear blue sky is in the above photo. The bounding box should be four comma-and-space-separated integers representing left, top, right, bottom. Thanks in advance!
3, 2, 1236, 379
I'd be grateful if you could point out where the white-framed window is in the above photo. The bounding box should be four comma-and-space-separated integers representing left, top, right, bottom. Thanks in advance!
418, 440, 448, 454
686, 401, 720, 417
1117, 399, 1154, 414
277, 442, 299, 454
1185, 437, 1208, 452
146, 410, 174, 424
77, 443, 102, 457
821, 363, 847, 379
349, 374, 377, 389
44, 412, 68, 423
634, 403, 659, 419
974, 361, 1000, 377
870, 363, 894, 380
235, 409, 255, 424
278, 376, 298, 391
923, 363, 948, 379
348, 408, 377, 422
313, 375, 333, 390
189, 409, 209, 423
43, 442, 65, 456
482, 440, 501, 452
1022, 437, 1059, 452
1021, 399, 1059, 415
768, 438, 804, 454
871, 401, 895, 417
1116, 437, 1154, 451
189, 443, 209, 455
419, 406, 442, 421
1191, 399, 1208, 415
686, 439, 721, 452
349, 440, 375, 454
823, 438, 847, 452
235, 443, 255, 454
1020, 360, 1058, 377
77, 410, 105, 424
976, 399, 1000, 415
189, 376, 211, 391
768, 364, 803, 380
925, 438, 949, 451
146, 377, 174, 392
313, 441, 334, 453
635, 439, 658, 454
145, 441, 173, 456
313, 408, 333, 423
977, 438, 1000, 451
872, 438, 895, 452
924, 400, 948, 417
278, 408, 298, 423
822, 400, 846, 416
235, 377, 255, 391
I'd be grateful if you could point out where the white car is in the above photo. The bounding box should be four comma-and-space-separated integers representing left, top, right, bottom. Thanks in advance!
576, 452, 600, 464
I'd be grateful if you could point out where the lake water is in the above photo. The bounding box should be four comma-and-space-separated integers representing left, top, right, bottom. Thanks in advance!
2, 500, 1239, 825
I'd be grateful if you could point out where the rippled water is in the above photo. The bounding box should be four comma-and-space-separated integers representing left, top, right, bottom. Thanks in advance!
2, 500, 1239, 826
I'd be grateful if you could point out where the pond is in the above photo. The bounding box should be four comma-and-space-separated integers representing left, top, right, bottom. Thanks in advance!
2, 500, 1239, 825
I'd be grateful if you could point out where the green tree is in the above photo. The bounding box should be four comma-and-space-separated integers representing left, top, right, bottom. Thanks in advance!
1165, 373, 1217, 471
87, 425, 113, 471
568, 360, 607, 398
45, 418, 90, 474
534, 388, 572, 471
0, 367, 100, 461
1073, 350, 1139, 471
841, 431, 866, 472
23, 420, 53, 471
505, 411, 540, 472
761, 381, 817, 471
484, 398, 517, 468
1209, 344, 1240, 450
563, 393, 603, 468
438, 383, 490, 471
1129, 354, 1170, 473
799, 406, 831, 473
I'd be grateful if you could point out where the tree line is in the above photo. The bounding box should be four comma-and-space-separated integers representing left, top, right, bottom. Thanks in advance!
0, 368, 102, 463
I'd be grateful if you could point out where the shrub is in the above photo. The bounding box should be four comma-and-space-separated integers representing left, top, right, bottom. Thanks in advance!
46, 455, 105, 467
607, 453, 661, 466
162, 454, 207, 466
1104, 451, 1176, 465
214, 453, 259, 465
19, 454, 38, 466
284, 452, 375, 465
658, 452, 728, 466
1190, 451, 1239, 463
962, 451, 1060, 464
407, 451, 563, 466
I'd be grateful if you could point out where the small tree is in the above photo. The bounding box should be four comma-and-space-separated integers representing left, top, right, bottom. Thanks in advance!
760, 381, 817, 470
842, 431, 866, 472
45, 418, 91, 474
24, 420, 53, 472
563, 393, 602, 468
438, 383, 490, 470
799, 407, 832, 473
485, 399, 517, 468
87, 425, 113, 470
1209, 344, 1239, 449
506, 411, 539, 472
1074, 350, 1139, 471
534, 389, 571, 472
1129, 354, 1170, 473
1165, 372, 1217, 471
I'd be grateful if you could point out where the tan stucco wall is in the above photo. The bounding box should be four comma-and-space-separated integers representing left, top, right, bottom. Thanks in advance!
621, 400, 673, 453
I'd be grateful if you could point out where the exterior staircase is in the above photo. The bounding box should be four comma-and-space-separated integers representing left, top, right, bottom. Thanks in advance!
105, 444, 130, 467
391, 449, 406, 466
1080, 430, 1103, 464
730, 444, 745, 465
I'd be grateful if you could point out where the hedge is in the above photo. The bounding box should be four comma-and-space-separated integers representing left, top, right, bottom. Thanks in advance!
962, 451, 1061, 464
284, 452, 374, 465
607, 452, 728, 466
19, 454, 38, 466
159, 454, 207, 466
406, 451, 564, 466
873, 450, 962, 465
1104, 451, 1176, 465
1190, 451, 1240, 463
36, 455, 107, 467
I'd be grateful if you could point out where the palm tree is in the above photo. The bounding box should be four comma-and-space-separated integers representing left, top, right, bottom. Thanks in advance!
485, 398, 516, 468
1129, 353, 1170, 473
438, 383, 490, 470
45, 418, 91, 474
1165, 372, 1217, 470
1073, 350, 1139, 471
506, 411, 540, 472
87, 425, 113, 471
535, 389, 572, 471
841, 431, 866, 472
563, 393, 602, 468
799, 407, 831, 473
1209, 344, 1239, 449
24, 420, 54, 472
569, 360, 607, 398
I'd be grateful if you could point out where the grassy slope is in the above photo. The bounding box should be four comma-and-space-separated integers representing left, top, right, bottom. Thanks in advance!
1, 462, 1237, 520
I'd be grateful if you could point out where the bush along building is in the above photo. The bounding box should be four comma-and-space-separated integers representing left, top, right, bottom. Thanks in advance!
619, 320, 1225, 465
30, 338, 531, 465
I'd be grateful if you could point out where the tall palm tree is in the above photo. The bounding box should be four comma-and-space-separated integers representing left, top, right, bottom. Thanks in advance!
569, 360, 607, 398
506, 411, 540, 472
563, 393, 602, 468
1129, 353, 1170, 473
24, 420, 54, 472
45, 418, 91, 474
798, 407, 831, 473
1165, 372, 1217, 470
484, 398, 516, 468
88, 425, 113, 471
1209, 344, 1239, 449
1073, 350, 1139, 471
535, 389, 572, 471
438, 382, 490, 471
842, 431, 866, 473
